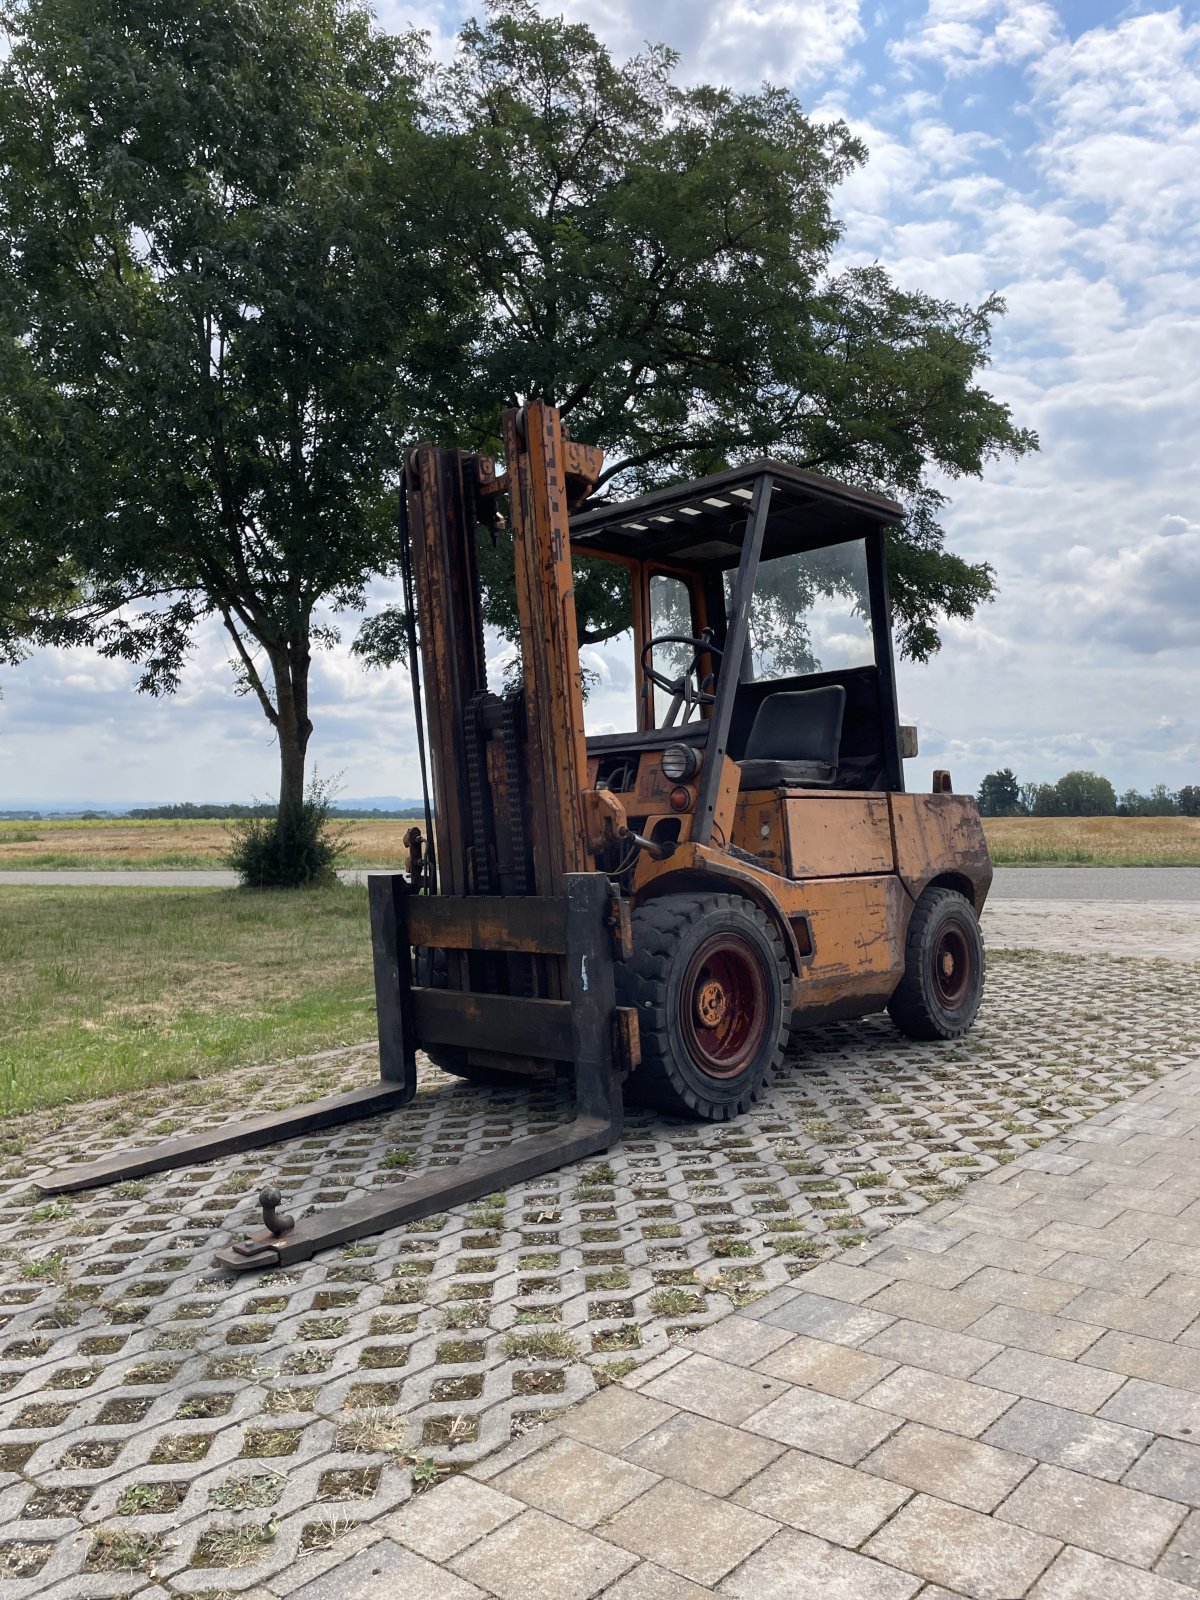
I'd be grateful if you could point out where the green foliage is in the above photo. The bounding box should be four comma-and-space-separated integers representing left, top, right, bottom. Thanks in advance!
364, 0, 1036, 660
226, 776, 350, 888
1053, 771, 1117, 817
1118, 783, 1181, 818
977, 768, 1021, 817
1179, 786, 1200, 817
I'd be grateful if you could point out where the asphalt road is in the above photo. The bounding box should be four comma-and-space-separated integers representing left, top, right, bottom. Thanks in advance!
2, 864, 1200, 900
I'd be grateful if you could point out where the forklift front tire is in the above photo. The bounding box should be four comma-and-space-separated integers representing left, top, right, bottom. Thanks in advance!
888, 887, 985, 1041
619, 892, 791, 1121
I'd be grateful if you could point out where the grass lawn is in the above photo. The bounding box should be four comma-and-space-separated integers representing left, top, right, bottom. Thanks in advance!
984, 815, 1200, 866
0, 884, 376, 1114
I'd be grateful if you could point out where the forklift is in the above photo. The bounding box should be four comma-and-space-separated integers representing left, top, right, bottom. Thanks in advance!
36, 402, 991, 1269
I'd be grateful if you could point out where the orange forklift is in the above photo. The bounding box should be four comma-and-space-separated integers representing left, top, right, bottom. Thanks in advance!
37, 402, 991, 1268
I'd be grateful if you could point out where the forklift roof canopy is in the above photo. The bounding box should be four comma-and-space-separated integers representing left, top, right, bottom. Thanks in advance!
569, 460, 904, 567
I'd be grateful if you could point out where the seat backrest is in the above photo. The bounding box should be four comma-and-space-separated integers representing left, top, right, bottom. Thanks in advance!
743, 686, 847, 767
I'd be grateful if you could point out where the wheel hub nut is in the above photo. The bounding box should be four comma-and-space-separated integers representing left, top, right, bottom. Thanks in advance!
940, 951, 955, 979
695, 979, 728, 1028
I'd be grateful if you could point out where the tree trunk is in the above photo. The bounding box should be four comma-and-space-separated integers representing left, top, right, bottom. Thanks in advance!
270, 640, 313, 830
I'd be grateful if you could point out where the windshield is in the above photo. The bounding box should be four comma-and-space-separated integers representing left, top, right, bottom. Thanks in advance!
725, 538, 874, 680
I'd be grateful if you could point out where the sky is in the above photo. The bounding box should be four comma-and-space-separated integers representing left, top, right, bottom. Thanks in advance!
2, 0, 1199, 806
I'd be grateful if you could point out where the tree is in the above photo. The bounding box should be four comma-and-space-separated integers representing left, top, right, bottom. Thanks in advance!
1054, 770, 1117, 817
0, 0, 468, 869
1141, 783, 1179, 817
977, 768, 1021, 817
1178, 786, 1200, 817
359, 0, 1036, 666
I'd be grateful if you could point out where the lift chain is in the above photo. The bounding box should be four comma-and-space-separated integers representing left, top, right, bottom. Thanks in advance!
502, 687, 534, 998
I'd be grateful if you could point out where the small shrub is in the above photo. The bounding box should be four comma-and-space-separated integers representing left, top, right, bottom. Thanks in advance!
226, 774, 350, 889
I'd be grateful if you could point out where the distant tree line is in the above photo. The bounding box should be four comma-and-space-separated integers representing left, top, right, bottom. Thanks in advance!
977, 769, 1200, 819
129, 803, 422, 821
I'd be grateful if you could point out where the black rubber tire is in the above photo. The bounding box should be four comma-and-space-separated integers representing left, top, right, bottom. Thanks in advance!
617, 892, 791, 1120
887, 887, 985, 1041
413, 946, 522, 1085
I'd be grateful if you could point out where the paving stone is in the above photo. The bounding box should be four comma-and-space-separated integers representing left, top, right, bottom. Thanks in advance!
602, 1562, 718, 1599
958, 1268, 1079, 1317
862, 1320, 1002, 1380
640, 1353, 788, 1426
382, 1474, 523, 1561
1065, 1287, 1200, 1341
981, 1397, 1150, 1481
860, 1366, 1016, 1438
866, 1246, 979, 1291
865, 1282, 994, 1334
864, 1493, 1061, 1600
495, 1435, 659, 1528
290, 1541, 487, 1600
623, 1412, 783, 1496
717, 1526, 922, 1599
733, 1445, 911, 1545
558, 1386, 677, 1452
1044, 1253, 1172, 1297
602, 1478, 776, 1587
963, 1305, 1103, 1360
451, 1507, 637, 1600
793, 1262, 895, 1304
862, 1422, 1034, 1512
683, 1317, 792, 1369
1157, 1509, 1200, 1589
997, 1461, 1186, 1566
1099, 1377, 1200, 1440
1030, 1545, 1199, 1597
744, 1385, 900, 1463
754, 1334, 897, 1398
1082, 1331, 1200, 1392
758, 1292, 894, 1346
1122, 1436, 1200, 1505
972, 1347, 1126, 1414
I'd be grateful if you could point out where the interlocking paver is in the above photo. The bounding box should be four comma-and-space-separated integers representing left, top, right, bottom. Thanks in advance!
862, 1421, 1034, 1512
603, 1562, 718, 1599
732, 1445, 911, 1544
743, 1385, 899, 1463
971, 1348, 1126, 1414
683, 1317, 792, 1369
862, 1320, 1002, 1379
980, 1397, 1150, 1481
450, 1507, 637, 1600
557, 1386, 677, 1452
494, 1435, 658, 1528
864, 1281, 994, 1334
758, 1292, 894, 1346
864, 1493, 1061, 1599
997, 1461, 1186, 1565
623, 1411, 783, 1496
1030, 1545, 1198, 1597
289, 1540, 487, 1600
963, 1304, 1103, 1360
1121, 1435, 1200, 1504
1157, 1508, 1200, 1589
860, 1366, 1016, 1438
717, 1526, 922, 1599
1099, 1377, 1200, 1439
383, 1473, 522, 1560
639, 1353, 787, 1426
602, 1478, 776, 1586
1081, 1330, 1200, 1391
753, 1333, 896, 1397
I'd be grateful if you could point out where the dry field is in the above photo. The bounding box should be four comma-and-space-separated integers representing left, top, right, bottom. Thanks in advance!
3, 812, 1200, 869
984, 814, 1200, 866
0, 816, 413, 870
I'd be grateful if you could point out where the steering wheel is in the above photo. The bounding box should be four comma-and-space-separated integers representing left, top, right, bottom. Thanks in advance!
640, 628, 723, 728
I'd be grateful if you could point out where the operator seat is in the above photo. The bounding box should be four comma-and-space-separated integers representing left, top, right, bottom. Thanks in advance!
737, 685, 846, 789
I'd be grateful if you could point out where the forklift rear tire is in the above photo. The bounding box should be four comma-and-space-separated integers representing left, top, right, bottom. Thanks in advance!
619, 893, 791, 1121
888, 887, 985, 1041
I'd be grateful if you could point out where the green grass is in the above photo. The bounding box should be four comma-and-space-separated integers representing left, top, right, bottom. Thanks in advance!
0, 885, 375, 1114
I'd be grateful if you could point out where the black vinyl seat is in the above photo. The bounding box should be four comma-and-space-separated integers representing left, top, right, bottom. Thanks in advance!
737, 685, 846, 789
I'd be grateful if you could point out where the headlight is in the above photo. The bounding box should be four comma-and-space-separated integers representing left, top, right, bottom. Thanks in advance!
661, 744, 699, 782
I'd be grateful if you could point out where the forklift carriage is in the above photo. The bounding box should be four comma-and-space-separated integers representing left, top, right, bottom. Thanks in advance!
36, 403, 991, 1268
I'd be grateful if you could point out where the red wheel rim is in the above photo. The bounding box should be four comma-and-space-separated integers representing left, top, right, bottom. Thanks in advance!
932, 921, 972, 1008
679, 933, 769, 1079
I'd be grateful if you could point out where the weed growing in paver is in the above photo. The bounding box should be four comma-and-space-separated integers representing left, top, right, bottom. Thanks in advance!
30, 1199, 71, 1222
1, 1542, 54, 1578
593, 1358, 638, 1386
192, 1522, 277, 1568
380, 1149, 414, 1169
650, 1288, 704, 1316
86, 1529, 165, 1573
209, 1473, 286, 1513
116, 1482, 189, 1516
335, 1406, 409, 1454
591, 1324, 640, 1352
19, 1252, 68, 1283
501, 1330, 580, 1361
